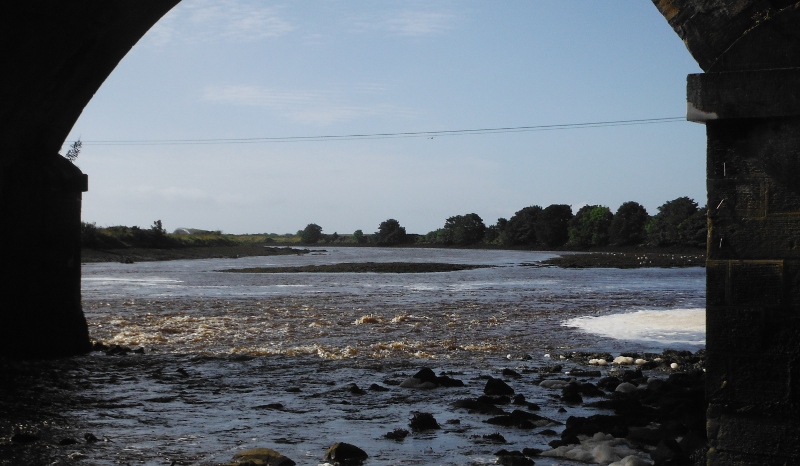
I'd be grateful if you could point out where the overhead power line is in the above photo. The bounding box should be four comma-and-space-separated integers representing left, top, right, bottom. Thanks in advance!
72, 117, 685, 147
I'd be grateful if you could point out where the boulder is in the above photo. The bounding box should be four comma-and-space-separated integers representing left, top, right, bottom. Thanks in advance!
484, 377, 514, 396
409, 412, 440, 431
229, 448, 295, 466
324, 442, 368, 466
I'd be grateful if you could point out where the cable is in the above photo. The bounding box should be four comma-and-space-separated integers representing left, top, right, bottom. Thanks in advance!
68, 117, 685, 146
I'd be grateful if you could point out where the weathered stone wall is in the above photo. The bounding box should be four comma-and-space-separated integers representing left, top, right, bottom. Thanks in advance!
656, 1, 800, 463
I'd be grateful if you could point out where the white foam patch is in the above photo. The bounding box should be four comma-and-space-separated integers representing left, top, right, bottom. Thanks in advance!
563, 308, 705, 346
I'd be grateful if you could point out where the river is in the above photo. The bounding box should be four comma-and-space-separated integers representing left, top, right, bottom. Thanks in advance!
1, 247, 705, 466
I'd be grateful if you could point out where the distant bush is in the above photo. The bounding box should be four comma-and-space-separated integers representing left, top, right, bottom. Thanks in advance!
377, 219, 407, 246
81, 221, 239, 249
300, 223, 323, 244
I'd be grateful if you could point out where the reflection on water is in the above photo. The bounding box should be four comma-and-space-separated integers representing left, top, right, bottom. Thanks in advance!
1, 247, 705, 465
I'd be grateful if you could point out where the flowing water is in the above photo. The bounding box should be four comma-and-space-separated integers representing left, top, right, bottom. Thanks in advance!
1, 247, 705, 466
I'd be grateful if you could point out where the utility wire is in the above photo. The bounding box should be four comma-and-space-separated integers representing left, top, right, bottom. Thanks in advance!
71, 117, 685, 146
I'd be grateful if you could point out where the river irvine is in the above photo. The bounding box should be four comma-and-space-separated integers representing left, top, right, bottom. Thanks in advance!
0, 248, 705, 466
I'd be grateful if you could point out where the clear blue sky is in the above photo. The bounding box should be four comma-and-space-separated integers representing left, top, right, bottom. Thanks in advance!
66, 1, 705, 235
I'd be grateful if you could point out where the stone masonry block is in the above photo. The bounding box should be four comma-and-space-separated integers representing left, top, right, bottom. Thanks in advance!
707, 179, 766, 220
729, 260, 783, 306
709, 217, 800, 260
714, 413, 800, 460
689, 69, 800, 121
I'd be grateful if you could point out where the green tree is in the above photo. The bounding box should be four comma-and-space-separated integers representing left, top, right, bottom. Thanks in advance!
678, 206, 708, 248
647, 197, 699, 247
535, 204, 573, 247
568, 205, 613, 248
443, 213, 486, 246
609, 201, 649, 246
353, 229, 366, 244
300, 223, 323, 244
377, 219, 407, 245
504, 206, 542, 246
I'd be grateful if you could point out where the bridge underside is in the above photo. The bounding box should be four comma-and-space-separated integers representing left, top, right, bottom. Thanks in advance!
0, 1, 179, 358
2, 0, 800, 461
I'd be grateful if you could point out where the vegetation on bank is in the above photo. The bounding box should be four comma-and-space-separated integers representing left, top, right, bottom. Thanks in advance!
82, 196, 707, 252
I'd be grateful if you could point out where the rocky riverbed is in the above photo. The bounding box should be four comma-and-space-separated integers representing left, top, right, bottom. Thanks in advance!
0, 346, 706, 466
540, 252, 704, 269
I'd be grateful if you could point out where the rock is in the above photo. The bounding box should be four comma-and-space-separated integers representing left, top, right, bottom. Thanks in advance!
324, 442, 368, 465
452, 398, 506, 415
494, 449, 535, 466
561, 414, 628, 440
513, 394, 541, 410
59, 437, 79, 445
368, 383, 390, 392
11, 432, 40, 443
650, 438, 688, 465
384, 429, 409, 441
347, 383, 366, 395
539, 379, 572, 390
84, 433, 99, 443
561, 383, 583, 404
578, 382, 605, 398
502, 368, 522, 378
539, 364, 563, 373
621, 369, 645, 384
230, 448, 295, 466
485, 377, 515, 396
597, 376, 621, 391
409, 412, 440, 431
521, 447, 543, 457
538, 429, 558, 437
568, 368, 602, 377
399, 368, 463, 388
478, 394, 510, 405
482, 432, 507, 443
486, 409, 547, 429
615, 382, 638, 394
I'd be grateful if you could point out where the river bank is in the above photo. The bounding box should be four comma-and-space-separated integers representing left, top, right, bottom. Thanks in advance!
81, 245, 311, 263
540, 252, 704, 269
82, 245, 704, 269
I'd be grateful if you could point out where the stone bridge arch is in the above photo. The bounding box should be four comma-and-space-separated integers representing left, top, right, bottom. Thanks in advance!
2, 1, 800, 462
1, 1, 179, 358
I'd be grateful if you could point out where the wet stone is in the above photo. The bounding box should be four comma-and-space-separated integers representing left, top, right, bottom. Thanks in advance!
482, 432, 507, 443
409, 412, 440, 431
228, 447, 296, 466
495, 449, 535, 466
484, 377, 514, 396
324, 442, 368, 466
11, 432, 40, 443
383, 428, 409, 441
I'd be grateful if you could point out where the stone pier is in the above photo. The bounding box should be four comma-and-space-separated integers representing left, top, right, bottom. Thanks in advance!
655, 0, 800, 463
0, 1, 179, 358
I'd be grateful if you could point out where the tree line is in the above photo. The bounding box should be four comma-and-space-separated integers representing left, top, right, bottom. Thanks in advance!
299, 196, 707, 249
